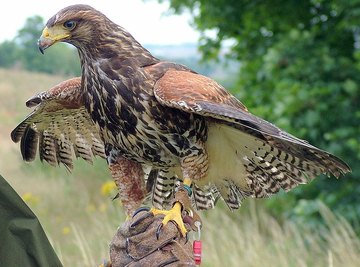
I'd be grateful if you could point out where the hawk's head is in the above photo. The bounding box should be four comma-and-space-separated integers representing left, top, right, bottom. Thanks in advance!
38, 4, 113, 53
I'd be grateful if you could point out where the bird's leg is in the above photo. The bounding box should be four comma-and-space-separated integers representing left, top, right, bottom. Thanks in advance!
151, 178, 200, 237
108, 157, 147, 217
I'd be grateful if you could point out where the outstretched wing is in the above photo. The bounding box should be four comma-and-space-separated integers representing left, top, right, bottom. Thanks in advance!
153, 68, 350, 209
11, 77, 105, 170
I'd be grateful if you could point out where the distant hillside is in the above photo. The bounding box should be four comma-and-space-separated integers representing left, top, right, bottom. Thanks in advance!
144, 43, 239, 88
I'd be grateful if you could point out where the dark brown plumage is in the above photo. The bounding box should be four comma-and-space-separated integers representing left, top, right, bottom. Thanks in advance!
16, 4, 350, 225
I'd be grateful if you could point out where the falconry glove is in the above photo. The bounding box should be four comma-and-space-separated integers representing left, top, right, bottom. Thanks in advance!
109, 209, 195, 267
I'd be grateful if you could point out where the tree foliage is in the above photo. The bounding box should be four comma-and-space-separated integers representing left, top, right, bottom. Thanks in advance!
160, 0, 360, 226
0, 16, 80, 75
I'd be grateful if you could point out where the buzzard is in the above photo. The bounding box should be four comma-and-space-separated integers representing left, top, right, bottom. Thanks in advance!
15, 4, 350, 236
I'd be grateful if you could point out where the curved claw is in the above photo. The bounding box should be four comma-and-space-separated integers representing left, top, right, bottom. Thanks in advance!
132, 206, 150, 218
112, 193, 119, 201
125, 237, 130, 254
130, 211, 153, 229
156, 223, 163, 240
151, 202, 188, 237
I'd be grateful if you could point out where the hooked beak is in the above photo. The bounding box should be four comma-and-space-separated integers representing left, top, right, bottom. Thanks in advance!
38, 27, 54, 54
38, 26, 70, 54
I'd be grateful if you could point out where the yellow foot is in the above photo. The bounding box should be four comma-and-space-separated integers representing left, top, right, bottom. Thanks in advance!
150, 202, 187, 237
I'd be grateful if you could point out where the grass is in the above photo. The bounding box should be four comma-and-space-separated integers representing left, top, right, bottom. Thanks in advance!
201, 202, 360, 267
1, 68, 359, 266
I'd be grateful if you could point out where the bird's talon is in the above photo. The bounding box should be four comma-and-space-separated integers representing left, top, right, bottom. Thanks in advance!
130, 211, 152, 229
185, 232, 189, 245
151, 202, 188, 237
156, 223, 163, 240
132, 206, 150, 218
125, 237, 130, 254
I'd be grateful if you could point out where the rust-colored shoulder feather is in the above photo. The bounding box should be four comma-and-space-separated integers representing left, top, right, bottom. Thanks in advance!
154, 69, 248, 112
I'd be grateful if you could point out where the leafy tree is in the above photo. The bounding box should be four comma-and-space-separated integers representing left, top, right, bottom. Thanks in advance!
159, 0, 360, 227
15, 15, 50, 72
0, 40, 20, 67
0, 15, 80, 75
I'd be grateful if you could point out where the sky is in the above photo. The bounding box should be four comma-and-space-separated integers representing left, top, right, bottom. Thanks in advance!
0, 0, 199, 45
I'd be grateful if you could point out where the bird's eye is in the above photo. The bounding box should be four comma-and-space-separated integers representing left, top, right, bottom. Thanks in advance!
63, 20, 76, 30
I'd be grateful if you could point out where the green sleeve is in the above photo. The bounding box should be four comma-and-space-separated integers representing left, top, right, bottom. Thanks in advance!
0, 174, 63, 267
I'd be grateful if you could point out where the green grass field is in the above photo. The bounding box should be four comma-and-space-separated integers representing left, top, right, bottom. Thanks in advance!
1, 68, 359, 266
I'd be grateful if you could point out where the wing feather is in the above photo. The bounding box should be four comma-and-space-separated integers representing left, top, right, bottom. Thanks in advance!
20, 125, 39, 162
154, 69, 350, 177
154, 69, 350, 209
11, 77, 105, 170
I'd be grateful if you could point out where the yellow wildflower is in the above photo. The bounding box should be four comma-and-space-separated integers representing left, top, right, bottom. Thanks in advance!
101, 180, 117, 196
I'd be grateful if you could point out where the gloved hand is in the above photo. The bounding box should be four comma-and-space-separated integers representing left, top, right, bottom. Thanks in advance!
109, 208, 195, 267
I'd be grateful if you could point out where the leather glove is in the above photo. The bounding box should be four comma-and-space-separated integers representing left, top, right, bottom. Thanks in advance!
109, 209, 195, 267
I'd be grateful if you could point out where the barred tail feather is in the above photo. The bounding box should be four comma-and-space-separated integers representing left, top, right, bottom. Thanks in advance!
192, 184, 219, 210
